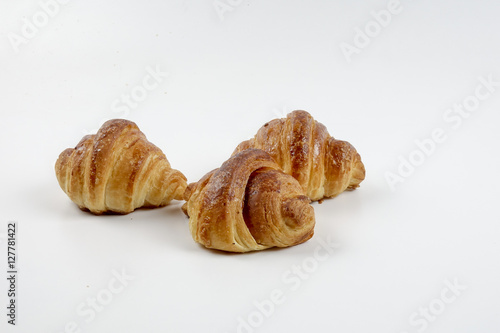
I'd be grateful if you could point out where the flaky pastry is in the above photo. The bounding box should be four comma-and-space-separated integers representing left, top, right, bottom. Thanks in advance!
55, 119, 186, 214
233, 110, 365, 201
183, 149, 315, 253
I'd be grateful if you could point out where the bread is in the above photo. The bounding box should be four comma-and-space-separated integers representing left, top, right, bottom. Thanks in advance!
183, 149, 315, 252
233, 110, 365, 201
55, 119, 187, 214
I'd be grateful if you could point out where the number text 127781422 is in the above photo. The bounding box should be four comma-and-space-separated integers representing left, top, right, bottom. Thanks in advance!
7, 222, 17, 326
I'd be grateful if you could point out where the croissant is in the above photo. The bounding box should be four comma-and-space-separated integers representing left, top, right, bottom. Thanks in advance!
55, 119, 187, 214
182, 149, 315, 253
233, 110, 365, 201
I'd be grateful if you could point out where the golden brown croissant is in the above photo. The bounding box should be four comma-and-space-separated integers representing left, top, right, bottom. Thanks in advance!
233, 110, 365, 201
55, 119, 187, 214
183, 149, 315, 253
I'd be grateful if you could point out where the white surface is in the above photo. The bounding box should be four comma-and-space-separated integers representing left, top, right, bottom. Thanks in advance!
1, 1, 500, 332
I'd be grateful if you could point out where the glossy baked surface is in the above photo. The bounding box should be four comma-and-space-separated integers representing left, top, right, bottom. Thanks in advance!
55, 119, 187, 214
233, 110, 365, 201
183, 149, 315, 253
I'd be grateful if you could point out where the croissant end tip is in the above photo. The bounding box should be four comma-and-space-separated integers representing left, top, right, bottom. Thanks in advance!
281, 195, 315, 229
348, 153, 366, 189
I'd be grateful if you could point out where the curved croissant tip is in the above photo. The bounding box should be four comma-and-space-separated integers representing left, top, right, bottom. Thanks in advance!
181, 202, 189, 217
349, 154, 366, 188
281, 195, 315, 229
183, 182, 196, 202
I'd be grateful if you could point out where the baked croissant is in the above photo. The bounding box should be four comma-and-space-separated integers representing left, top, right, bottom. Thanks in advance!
55, 119, 187, 214
183, 149, 315, 253
233, 110, 365, 201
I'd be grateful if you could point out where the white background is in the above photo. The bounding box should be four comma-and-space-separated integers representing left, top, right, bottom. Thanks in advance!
1, 0, 500, 332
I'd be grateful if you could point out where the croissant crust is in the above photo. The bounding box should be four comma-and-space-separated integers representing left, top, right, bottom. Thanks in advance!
233, 110, 365, 201
183, 149, 315, 253
55, 119, 187, 214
